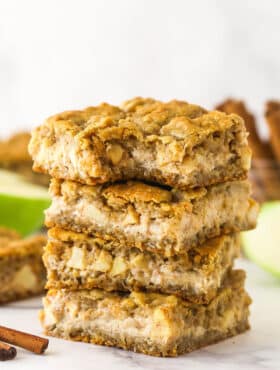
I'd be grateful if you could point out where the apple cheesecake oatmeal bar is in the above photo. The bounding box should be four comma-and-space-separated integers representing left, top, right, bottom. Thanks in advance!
41, 270, 251, 357
29, 97, 251, 189
0, 227, 46, 303
44, 228, 240, 303
45, 180, 258, 256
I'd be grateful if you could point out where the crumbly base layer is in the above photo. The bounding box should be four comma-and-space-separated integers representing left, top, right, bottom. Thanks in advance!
34, 159, 248, 191
45, 229, 239, 303
29, 97, 251, 189
44, 320, 249, 357
41, 270, 251, 357
46, 180, 258, 256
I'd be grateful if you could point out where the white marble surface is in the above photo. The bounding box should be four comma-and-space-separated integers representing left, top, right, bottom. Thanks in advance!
1, 259, 279, 370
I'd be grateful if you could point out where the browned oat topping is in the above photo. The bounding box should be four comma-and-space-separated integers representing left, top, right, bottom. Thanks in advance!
29, 97, 251, 189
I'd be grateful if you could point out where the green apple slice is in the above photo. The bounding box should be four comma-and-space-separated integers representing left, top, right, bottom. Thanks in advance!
242, 201, 280, 278
0, 169, 50, 236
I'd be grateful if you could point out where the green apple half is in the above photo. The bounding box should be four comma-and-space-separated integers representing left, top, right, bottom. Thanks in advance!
242, 201, 280, 278
0, 169, 51, 236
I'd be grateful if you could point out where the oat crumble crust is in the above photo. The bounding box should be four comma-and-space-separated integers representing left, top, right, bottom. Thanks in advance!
29, 97, 251, 189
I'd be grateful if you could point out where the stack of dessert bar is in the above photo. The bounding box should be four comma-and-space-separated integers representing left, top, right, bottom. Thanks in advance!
29, 98, 258, 357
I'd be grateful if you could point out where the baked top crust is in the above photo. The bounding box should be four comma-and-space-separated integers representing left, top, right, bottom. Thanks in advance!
29, 97, 251, 188
37, 98, 239, 145
49, 178, 252, 214
50, 177, 208, 208
102, 181, 173, 204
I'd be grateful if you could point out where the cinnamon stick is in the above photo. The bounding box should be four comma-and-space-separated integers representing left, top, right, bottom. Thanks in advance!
216, 99, 274, 159
265, 100, 280, 162
216, 98, 280, 202
0, 341, 17, 361
0, 326, 48, 354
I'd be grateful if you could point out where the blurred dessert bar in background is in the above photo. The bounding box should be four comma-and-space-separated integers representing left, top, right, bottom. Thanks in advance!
0, 227, 46, 303
0, 132, 49, 187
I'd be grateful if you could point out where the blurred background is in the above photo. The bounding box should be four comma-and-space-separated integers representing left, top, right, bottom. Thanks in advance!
0, 0, 279, 136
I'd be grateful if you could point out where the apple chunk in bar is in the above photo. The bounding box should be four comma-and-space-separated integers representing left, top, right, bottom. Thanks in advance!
40, 270, 251, 357
29, 97, 251, 189
44, 228, 240, 303
0, 228, 46, 303
45, 180, 258, 256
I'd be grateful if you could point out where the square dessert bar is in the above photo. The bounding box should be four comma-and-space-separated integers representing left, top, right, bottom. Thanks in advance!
46, 179, 258, 256
0, 227, 46, 303
44, 228, 240, 303
29, 97, 251, 189
40, 270, 251, 357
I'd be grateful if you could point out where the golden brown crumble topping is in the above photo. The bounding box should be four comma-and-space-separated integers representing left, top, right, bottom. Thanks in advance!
29, 97, 250, 188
